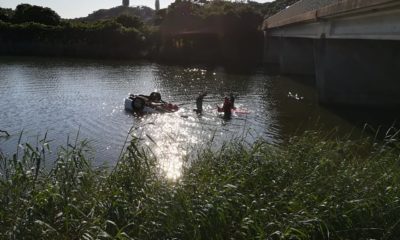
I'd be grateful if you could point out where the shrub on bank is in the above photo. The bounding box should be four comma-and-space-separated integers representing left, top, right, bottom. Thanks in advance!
1, 130, 399, 239
0, 19, 148, 59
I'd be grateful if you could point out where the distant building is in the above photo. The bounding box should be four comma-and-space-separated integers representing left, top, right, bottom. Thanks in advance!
123, 0, 129, 7
155, 0, 160, 11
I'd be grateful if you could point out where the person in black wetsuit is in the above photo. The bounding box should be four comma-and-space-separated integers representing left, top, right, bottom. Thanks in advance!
217, 96, 232, 119
229, 93, 235, 109
195, 92, 207, 114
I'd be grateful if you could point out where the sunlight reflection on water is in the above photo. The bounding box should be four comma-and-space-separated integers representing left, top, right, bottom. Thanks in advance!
133, 108, 222, 180
130, 99, 268, 180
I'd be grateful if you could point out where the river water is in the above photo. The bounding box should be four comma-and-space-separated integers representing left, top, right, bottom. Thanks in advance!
0, 56, 398, 178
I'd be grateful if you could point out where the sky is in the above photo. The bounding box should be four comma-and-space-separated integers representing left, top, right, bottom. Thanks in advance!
1, 0, 272, 19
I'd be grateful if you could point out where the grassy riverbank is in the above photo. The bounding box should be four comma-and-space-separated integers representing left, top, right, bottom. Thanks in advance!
1, 130, 400, 239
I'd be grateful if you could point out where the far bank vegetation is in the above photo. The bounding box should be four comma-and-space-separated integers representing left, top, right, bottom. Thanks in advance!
0, 0, 299, 62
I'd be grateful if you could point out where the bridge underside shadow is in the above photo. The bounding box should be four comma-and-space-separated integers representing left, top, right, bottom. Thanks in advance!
263, 0, 400, 107
264, 36, 400, 107
315, 39, 400, 107
265, 37, 315, 76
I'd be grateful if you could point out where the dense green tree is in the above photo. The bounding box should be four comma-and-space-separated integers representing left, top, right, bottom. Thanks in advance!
158, 0, 264, 64
248, 0, 300, 18
0, 0, 302, 62
116, 14, 144, 29
0, 8, 14, 22
153, 9, 166, 25
194, 0, 209, 4
81, 6, 154, 23
13, 4, 60, 25
161, 0, 263, 33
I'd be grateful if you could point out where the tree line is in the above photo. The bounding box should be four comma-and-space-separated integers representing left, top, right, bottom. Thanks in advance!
0, 4, 155, 58
0, 0, 298, 61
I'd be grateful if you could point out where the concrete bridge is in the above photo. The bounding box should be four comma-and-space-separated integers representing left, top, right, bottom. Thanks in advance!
263, 0, 400, 106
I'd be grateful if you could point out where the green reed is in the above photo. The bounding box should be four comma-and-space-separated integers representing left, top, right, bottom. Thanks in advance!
1, 129, 400, 239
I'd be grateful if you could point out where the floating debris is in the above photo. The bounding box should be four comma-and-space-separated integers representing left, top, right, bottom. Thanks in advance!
287, 91, 304, 101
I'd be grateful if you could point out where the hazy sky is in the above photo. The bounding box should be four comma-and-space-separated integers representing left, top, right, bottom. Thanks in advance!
1, 0, 272, 19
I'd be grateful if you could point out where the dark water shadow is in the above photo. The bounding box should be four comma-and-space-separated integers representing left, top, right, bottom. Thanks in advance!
266, 72, 400, 140
325, 105, 400, 137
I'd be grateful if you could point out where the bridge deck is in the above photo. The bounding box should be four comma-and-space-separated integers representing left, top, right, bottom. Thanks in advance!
265, 0, 338, 27
264, 0, 399, 30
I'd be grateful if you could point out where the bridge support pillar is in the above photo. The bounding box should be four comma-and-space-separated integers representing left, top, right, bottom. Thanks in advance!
263, 36, 281, 72
279, 37, 315, 75
264, 36, 281, 65
315, 39, 400, 106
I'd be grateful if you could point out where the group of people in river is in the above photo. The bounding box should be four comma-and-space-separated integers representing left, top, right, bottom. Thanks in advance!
131, 91, 235, 118
195, 92, 236, 119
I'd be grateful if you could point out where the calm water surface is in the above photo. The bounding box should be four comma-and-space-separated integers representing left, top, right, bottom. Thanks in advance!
0, 57, 398, 178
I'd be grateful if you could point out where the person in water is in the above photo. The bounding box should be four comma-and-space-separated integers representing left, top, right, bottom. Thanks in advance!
218, 96, 232, 119
142, 92, 164, 109
229, 93, 235, 109
195, 92, 207, 114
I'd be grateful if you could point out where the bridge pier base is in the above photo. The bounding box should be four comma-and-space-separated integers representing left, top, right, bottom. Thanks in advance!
315, 39, 400, 106
264, 37, 315, 75
263, 36, 281, 72
279, 38, 315, 75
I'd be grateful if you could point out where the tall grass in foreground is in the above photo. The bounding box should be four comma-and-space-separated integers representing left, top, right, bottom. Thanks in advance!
1, 130, 400, 239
